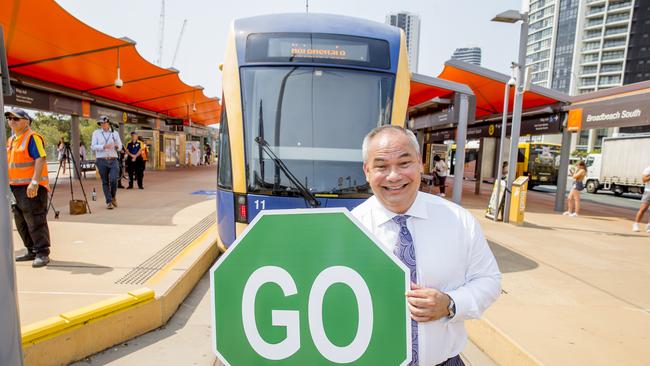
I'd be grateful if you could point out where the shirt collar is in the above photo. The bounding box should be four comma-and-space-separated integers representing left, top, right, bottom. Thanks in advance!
371, 191, 429, 225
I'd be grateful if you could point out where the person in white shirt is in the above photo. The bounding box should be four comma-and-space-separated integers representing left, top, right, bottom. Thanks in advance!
433, 154, 448, 197
352, 125, 501, 366
91, 116, 123, 209
632, 166, 650, 232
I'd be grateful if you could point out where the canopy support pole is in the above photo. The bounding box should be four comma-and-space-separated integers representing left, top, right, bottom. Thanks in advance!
555, 114, 571, 212
71, 115, 81, 179
452, 93, 470, 204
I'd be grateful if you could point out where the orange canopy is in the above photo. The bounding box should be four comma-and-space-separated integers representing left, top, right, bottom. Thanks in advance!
1, 0, 220, 125
437, 60, 568, 119
409, 73, 474, 107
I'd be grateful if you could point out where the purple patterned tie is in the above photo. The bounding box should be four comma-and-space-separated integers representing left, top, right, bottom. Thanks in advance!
393, 215, 418, 366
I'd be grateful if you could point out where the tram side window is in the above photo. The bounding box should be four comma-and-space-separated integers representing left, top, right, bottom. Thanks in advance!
217, 102, 233, 190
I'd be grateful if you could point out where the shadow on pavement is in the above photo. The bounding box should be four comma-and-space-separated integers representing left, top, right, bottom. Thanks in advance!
489, 240, 538, 274
44, 260, 113, 275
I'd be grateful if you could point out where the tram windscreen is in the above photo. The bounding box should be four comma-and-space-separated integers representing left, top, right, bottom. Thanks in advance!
241, 66, 395, 197
529, 144, 561, 165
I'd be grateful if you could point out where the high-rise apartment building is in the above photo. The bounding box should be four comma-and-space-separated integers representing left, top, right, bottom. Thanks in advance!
526, 0, 649, 150
451, 47, 482, 65
386, 11, 421, 72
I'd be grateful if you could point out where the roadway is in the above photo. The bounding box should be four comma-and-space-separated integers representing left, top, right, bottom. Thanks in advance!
533, 184, 642, 211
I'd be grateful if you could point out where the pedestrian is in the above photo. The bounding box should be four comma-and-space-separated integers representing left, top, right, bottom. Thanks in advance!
5, 108, 52, 268
204, 143, 212, 165
352, 125, 501, 366
433, 154, 448, 197
79, 141, 86, 161
91, 116, 122, 209
117, 145, 126, 189
563, 160, 587, 217
57, 136, 67, 173
632, 165, 650, 232
125, 131, 145, 189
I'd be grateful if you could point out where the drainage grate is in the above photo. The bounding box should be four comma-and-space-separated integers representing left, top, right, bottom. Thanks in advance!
115, 212, 216, 285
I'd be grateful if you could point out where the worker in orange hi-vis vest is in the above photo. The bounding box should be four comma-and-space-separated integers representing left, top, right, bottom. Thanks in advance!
5, 108, 51, 268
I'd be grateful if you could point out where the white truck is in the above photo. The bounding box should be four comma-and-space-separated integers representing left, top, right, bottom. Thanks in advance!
584, 134, 650, 196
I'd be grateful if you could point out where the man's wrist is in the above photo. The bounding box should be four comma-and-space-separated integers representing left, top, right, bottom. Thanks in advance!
446, 293, 456, 319
30, 179, 38, 186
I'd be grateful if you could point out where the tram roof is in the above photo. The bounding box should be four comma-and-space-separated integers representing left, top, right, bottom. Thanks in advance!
1, 1, 220, 125
437, 59, 569, 119
233, 13, 401, 41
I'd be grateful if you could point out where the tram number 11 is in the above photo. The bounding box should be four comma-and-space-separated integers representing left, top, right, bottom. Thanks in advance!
254, 199, 266, 210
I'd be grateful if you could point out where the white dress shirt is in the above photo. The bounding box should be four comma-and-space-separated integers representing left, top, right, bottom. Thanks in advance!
91, 129, 122, 159
352, 192, 501, 366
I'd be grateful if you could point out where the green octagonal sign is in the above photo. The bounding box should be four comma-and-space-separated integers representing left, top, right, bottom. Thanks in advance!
210, 208, 411, 365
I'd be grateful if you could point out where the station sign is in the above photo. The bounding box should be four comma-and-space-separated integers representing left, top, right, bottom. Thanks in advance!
412, 108, 454, 130
4, 86, 50, 110
567, 92, 650, 130
89, 104, 148, 125
210, 209, 411, 366
425, 114, 561, 143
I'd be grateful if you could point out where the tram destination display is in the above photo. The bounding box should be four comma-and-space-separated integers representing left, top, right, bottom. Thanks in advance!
246, 33, 390, 69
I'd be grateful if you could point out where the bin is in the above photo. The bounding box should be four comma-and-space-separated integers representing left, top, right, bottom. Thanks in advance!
509, 176, 529, 225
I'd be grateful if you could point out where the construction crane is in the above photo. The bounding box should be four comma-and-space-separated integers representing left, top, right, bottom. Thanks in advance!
155, 0, 165, 65
171, 19, 187, 67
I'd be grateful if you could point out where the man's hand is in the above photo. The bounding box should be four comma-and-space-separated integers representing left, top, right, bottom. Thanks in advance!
26, 182, 38, 198
406, 283, 451, 322
104, 143, 114, 149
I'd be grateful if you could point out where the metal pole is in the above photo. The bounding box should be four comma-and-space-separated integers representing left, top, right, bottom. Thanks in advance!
555, 114, 571, 212
0, 25, 25, 366
503, 15, 528, 223
70, 115, 81, 179
494, 82, 511, 221
452, 93, 470, 204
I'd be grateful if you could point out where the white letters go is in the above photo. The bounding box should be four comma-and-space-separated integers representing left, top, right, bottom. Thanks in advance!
241, 265, 374, 363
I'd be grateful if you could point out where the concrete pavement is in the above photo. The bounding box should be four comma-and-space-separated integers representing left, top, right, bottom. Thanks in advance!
12, 167, 650, 365
446, 179, 650, 366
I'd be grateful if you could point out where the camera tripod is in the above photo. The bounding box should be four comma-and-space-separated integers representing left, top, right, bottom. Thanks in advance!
48, 143, 91, 218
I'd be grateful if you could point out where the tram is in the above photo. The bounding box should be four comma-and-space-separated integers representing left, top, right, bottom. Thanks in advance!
216, 13, 410, 248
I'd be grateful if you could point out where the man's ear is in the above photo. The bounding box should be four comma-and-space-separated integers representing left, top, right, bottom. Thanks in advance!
362, 162, 370, 182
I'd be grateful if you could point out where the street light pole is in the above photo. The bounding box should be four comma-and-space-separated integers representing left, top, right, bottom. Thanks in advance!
502, 13, 529, 223
494, 67, 515, 222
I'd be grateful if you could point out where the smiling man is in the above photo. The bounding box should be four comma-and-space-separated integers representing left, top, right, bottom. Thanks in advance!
351, 125, 501, 366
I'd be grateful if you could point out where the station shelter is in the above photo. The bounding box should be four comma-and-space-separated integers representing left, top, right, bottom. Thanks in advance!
408, 59, 570, 199
0, 0, 220, 172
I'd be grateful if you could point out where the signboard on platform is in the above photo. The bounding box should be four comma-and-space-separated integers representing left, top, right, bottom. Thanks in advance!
210, 209, 410, 366
4, 86, 49, 110
568, 93, 650, 130
412, 109, 454, 129
50, 94, 82, 115
426, 114, 561, 142
89, 104, 148, 125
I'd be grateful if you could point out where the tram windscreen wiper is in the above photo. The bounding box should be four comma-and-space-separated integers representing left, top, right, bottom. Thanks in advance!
254, 136, 320, 208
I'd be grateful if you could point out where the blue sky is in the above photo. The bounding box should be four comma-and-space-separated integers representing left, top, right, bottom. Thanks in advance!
56, 0, 524, 98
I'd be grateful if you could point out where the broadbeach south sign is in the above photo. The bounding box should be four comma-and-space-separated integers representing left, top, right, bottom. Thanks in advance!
586, 109, 642, 122
569, 92, 650, 130
210, 209, 411, 366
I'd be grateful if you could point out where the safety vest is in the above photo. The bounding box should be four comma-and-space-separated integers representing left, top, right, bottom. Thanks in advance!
6, 129, 50, 190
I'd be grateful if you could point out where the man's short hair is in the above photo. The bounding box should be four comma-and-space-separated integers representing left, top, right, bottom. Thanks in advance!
362, 125, 420, 163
